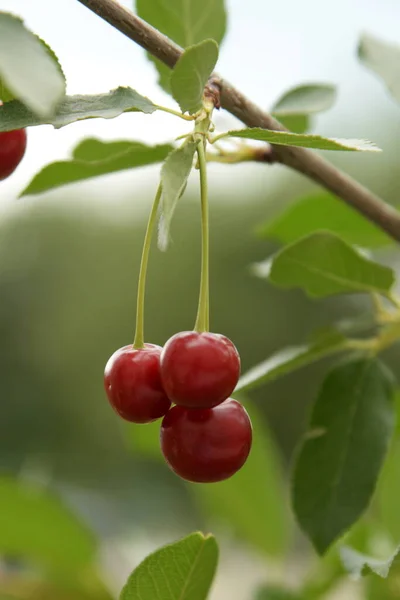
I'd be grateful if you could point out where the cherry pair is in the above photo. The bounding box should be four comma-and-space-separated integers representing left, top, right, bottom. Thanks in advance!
104, 330, 252, 483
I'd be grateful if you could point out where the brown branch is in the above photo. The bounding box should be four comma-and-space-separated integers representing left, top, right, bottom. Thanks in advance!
76, 0, 400, 242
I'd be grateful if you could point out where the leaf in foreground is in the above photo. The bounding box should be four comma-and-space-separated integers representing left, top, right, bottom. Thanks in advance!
21, 139, 173, 196
292, 357, 395, 554
265, 231, 394, 298
0, 87, 156, 132
171, 39, 219, 114
340, 545, 400, 579
223, 128, 380, 151
158, 141, 197, 250
120, 532, 218, 600
0, 12, 65, 116
235, 330, 348, 393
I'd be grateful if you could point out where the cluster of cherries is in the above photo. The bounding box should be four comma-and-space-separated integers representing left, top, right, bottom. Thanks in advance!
0, 128, 27, 181
104, 331, 252, 483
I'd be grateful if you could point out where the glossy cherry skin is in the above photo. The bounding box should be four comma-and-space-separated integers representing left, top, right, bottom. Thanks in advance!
104, 344, 171, 423
160, 399, 252, 483
0, 129, 27, 181
160, 331, 240, 408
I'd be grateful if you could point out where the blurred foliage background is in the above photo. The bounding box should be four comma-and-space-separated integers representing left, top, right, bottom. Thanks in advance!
2, 0, 400, 599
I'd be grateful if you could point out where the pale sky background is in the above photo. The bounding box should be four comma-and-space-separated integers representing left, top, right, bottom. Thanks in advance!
1, 0, 400, 210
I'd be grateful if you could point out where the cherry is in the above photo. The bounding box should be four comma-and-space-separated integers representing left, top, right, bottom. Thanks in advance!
104, 344, 171, 423
0, 129, 27, 181
160, 331, 240, 408
160, 399, 252, 483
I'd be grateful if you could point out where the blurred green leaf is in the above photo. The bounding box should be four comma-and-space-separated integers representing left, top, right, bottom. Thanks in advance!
222, 128, 381, 151
120, 532, 218, 600
158, 141, 197, 250
261, 232, 395, 298
136, 0, 226, 94
171, 40, 219, 114
0, 87, 156, 132
0, 476, 97, 574
235, 331, 348, 393
0, 78, 15, 103
292, 358, 395, 554
340, 545, 400, 579
0, 12, 65, 117
367, 572, 400, 599
271, 114, 309, 134
359, 33, 400, 104
21, 139, 173, 196
377, 415, 400, 542
257, 192, 393, 248
125, 418, 161, 459
272, 84, 336, 115
195, 402, 290, 557
255, 587, 303, 600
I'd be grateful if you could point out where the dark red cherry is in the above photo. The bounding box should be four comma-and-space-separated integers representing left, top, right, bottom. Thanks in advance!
104, 344, 171, 423
160, 399, 252, 483
0, 129, 27, 181
160, 331, 240, 408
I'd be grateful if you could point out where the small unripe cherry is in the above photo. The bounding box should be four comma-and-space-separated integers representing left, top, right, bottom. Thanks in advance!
160, 399, 252, 483
160, 331, 240, 408
104, 344, 171, 423
0, 129, 27, 181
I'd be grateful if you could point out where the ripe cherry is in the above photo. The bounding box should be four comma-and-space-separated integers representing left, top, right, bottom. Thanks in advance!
160, 399, 252, 483
160, 331, 240, 408
104, 344, 171, 423
0, 129, 27, 181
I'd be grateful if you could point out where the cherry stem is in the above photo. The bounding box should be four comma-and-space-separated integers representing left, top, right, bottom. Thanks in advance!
194, 138, 210, 333
133, 183, 162, 349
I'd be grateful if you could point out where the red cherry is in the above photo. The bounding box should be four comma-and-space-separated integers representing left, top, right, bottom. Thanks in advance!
160, 331, 240, 408
160, 399, 252, 483
0, 129, 27, 181
104, 344, 171, 423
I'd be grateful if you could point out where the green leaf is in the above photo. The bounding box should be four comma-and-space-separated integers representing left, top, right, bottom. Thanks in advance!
257, 192, 393, 248
21, 139, 173, 196
359, 33, 400, 104
0, 476, 96, 574
263, 231, 395, 298
340, 545, 400, 579
136, 0, 226, 93
0, 87, 156, 132
158, 141, 197, 250
222, 128, 381, 151
272, 83, 336, 117
272, 114, 309, 134
292, 357, 395, 554
171, 40, 219, 114
120, 532, 218, 600
195, 402, 289, 557
0, 12, 65, 117
235, 331, 348, 393
255, 587, 303, 600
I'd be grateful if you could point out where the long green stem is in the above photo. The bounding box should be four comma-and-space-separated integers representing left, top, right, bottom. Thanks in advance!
194, 139, 210, 332
133, 183, 162, 349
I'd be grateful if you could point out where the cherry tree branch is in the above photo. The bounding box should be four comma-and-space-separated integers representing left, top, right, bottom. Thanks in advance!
76, 0, 400, 243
